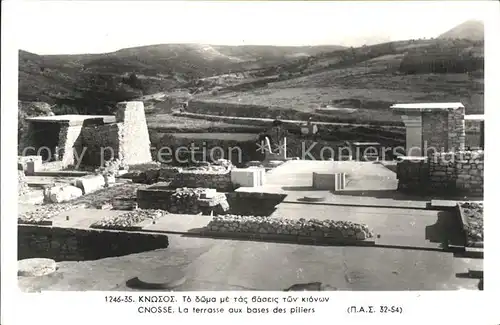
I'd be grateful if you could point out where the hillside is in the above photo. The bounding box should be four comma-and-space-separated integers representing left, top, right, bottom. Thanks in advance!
18, 20, 484, 122
18, 44, 344, 114
438, 20, 484, 41
198, 37, 484, 122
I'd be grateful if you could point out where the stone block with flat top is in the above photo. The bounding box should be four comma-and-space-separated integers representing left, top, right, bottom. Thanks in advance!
312, 172, 346, 191
75, 175, 105, 194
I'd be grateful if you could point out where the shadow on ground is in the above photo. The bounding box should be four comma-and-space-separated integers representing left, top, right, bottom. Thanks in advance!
425, 211, 465, 247
281, 186, 315, 191
332, 189, 431, 201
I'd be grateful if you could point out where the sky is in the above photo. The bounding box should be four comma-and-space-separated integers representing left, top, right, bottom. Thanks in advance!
9, 1, 487, 55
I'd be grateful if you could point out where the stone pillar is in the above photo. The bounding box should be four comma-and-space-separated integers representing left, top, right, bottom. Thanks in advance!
446, 106, 465, 151
392, 103, 465, 157
57, 123, 83, 168
115, 101, 152, 165
400, 114, 422, 156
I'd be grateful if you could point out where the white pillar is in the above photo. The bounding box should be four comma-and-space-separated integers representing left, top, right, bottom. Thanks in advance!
279, 137, 287, 159
400, 114, 423, 156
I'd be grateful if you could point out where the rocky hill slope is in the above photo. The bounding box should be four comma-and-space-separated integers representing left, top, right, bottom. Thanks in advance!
438, 20, 484, 41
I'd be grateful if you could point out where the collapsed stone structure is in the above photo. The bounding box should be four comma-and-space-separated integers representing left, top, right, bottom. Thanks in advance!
21, 101, 152, 170
392, 102, 484, 196
206, 215, 374, 240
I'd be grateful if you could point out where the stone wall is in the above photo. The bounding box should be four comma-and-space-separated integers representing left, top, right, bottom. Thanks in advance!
18, 225, 169, 262
428, 153, 457, 193
133, 165, 233, 191
169, 171, 233, 191
421, 107, 465, 154
78, 102, 152, 167
188, 101, 402, 127
20, 101, 152, 169
206, 215, 374, 240
396, 150, 484, 196
137, 187, 229, 214
78, 124, 122, 166
422, 110, 449, 152
447, 107, 466, 151
430, 151, 484, 196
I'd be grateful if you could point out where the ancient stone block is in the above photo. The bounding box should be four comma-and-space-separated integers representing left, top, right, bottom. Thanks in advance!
45, 185, 83, 203
75, 175, 105, 194
115, 101, 152, 165
312, 172, 346, 191
18, 258, 57, 277
231, 168, 265, 187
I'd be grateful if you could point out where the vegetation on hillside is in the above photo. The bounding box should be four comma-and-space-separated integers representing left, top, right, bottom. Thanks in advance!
18, 20, 484, 122
17, 101, 54, 149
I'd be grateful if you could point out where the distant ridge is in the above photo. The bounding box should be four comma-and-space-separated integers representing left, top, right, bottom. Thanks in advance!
438, 20, 484, 41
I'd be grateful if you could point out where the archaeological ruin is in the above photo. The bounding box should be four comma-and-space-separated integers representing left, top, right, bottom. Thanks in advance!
19, 101, 152, 171
392, 102, 484, 196
17, 100, 484, 292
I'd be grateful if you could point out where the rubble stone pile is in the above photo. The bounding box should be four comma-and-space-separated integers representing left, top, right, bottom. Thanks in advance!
130, 160, 234, 191
18, 171, 30, 196
91, 208, 168, 229
460, 201, 484, 243
44, 185, 83, 203
112, 197, 138, 211
167, 187, 229, 215
18, 203, 83, 224
95, 158, 129, 177
206, 215, 374, 240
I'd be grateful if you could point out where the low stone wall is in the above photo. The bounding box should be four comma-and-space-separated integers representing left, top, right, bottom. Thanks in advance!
18, 225, 169, 262
430, 151, 484, 196
206, 215, 374, 240
132, 164, 233, 191
137, 186, 230, 215
169, 171, 232, 191
188, 101, 403, 127
396, 150, 484, 196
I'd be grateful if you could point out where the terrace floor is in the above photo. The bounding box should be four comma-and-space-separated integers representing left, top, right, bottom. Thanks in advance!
18, 233, 482, 292
18, 160, 483, 291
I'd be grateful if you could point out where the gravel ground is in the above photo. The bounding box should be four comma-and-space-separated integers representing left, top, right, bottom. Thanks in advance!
18, 183, 145, 224
460, 202, 483, 244
18, 203, 82, 224
67, 183, 144, 208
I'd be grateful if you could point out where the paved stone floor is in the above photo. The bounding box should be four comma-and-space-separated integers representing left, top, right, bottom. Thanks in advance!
18, 234, 482, 292
271, 204, 463, 249
17, 160, 483, 292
